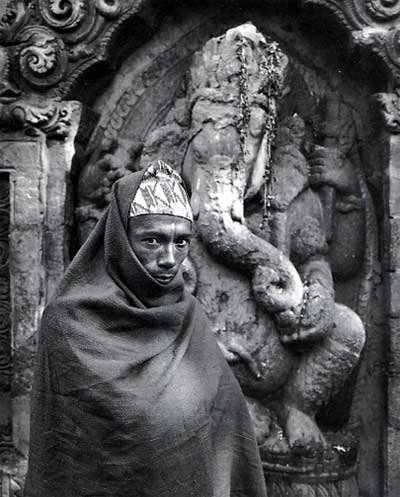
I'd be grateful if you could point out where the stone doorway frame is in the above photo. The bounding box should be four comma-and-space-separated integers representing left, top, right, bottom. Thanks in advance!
0, 0, 399, 495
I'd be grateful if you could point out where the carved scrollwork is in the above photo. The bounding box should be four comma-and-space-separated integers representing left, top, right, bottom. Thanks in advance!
20, 102, 72, 137
366, 0, 400, 21
95, 0, 122, 19
0, 0, 398, 101
0, 0, 35, 44
385, 27, 400, 70
38, 0, 98, 44
38, 0, 121, 44
0, 0, 124, 98
0, 99, 80, 139
15, 26, 68, 89
39, 0, 88, 30
39, 0, 121, 28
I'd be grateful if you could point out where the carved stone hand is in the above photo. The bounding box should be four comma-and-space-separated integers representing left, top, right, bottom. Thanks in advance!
279, 281, 335, 344
308, 146, 358, 195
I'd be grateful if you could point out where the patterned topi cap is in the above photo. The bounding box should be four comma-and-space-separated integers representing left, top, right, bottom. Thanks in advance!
129, 160, 193, 222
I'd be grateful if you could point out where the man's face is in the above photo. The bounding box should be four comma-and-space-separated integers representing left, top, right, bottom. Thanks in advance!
128, 214, 192, 285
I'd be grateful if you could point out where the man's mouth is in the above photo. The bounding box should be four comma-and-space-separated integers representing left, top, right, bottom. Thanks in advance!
154, 274, 176, 284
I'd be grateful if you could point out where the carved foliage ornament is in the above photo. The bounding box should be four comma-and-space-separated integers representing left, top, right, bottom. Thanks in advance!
0, 99, 81, 139
38, 0, 121, 43
0, 0, 122, 43
15, 25, 68, 89
39, 0, 89, 31
0, 0, 399, 131
0, 0, 121, 96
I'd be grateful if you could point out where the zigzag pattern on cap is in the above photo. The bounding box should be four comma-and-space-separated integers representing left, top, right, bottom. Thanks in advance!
129, 160, 193, 222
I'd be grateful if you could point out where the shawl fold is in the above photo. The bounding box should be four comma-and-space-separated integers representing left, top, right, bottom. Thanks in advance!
24, 170, 267, 497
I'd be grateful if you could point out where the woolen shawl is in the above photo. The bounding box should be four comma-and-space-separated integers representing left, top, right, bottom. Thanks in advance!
24, 170, 267, 497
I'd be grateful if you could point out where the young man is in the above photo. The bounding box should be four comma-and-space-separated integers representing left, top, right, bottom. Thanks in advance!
25, 160, 267, 497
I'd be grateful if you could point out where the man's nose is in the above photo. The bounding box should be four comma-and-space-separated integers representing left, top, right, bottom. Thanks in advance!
158, 244, 176, 268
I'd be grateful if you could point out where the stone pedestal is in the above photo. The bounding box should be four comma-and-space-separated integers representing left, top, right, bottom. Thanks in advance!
263, 431, 359, 497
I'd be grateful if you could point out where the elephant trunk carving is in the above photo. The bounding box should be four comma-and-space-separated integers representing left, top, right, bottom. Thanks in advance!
190, 154, 303, 313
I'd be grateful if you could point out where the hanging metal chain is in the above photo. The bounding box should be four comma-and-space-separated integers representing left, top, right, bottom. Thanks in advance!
236, 36, 251, 162
259, 41, 285, 225
236, 36, 287, 227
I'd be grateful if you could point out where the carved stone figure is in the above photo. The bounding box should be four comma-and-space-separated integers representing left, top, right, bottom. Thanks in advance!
309, 95, 369, 287
74, 20, 375, 496
180, 23, 366, 471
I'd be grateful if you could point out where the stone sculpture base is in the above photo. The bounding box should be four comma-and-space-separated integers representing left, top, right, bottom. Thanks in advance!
263, 431, 359, 497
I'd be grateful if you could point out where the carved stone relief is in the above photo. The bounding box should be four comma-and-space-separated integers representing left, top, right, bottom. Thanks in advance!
0, 0, 400, 496
174, 25, 368, 497
74, 11, 382, 496
0, 0, 124, 98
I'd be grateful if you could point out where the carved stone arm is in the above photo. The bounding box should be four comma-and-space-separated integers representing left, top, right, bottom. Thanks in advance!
277, 257, 335, 344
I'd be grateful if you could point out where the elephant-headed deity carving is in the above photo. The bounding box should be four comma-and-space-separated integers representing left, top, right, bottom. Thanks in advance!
178, 22, 368, 469
75, 21, 375, 488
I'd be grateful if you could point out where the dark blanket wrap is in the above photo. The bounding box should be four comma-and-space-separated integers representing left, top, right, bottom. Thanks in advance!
24, 171, 267, 497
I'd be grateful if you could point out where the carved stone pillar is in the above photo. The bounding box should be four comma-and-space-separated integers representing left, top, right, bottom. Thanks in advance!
375, 90, 400, 497
0, 99, 81, 493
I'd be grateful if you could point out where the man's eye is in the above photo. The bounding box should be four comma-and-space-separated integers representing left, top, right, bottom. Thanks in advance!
143, 238, 159, 246
175, 239, 190, 248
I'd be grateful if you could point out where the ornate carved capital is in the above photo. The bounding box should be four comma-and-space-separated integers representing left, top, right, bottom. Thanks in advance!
303, 0, 400, 80
0, 0, 124, 100
0, 98, 81, 140
374, 90, 400, 133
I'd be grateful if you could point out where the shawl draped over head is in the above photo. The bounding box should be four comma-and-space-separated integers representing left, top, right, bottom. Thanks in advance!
24, 168, 267, 497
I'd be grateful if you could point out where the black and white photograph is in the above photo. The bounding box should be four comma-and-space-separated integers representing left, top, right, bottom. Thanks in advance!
0, 0, 394, 496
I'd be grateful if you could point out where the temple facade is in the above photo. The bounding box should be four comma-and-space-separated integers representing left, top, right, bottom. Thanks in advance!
0, 1, 399, 496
